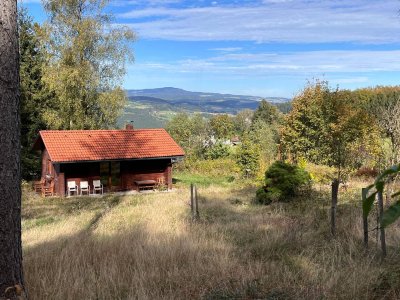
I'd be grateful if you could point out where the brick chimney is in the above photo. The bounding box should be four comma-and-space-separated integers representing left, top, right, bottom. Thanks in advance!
125, 123, 134, 130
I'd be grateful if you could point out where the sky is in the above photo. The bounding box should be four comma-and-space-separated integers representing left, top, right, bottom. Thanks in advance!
21, 0, 400, 98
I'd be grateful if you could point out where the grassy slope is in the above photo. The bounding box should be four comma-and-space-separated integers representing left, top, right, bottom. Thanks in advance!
22, 179, 400, 299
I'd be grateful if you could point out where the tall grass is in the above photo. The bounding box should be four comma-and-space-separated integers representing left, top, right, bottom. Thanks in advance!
22, 184, 400, 299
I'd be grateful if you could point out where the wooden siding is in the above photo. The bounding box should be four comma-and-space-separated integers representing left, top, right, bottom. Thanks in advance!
40, 159, 173, 196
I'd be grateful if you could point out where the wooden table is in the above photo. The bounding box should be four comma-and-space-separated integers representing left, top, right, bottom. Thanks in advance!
135, 180, 157, 192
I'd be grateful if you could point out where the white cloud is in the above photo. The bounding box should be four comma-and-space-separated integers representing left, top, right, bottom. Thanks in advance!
209, 47, 242, 52
334, 77, 369, 84
129, 50, 400, 76
118, 0, 400, 43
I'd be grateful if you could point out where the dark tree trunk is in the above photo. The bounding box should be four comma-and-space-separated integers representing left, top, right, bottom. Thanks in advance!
331, 179, 339, 236
0, 1, 25, 299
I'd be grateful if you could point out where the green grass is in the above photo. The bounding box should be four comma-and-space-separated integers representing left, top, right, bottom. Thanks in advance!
173, 172, 236, 187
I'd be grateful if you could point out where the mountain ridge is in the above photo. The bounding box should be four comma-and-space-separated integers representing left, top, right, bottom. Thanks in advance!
120, 87, 291, 128
126, 87, 289, 104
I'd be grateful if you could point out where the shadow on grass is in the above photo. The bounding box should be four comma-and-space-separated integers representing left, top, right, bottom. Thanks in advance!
23, 218, 283, 299
23, 185, 400, 299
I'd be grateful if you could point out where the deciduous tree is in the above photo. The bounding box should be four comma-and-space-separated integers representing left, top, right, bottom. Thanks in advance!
282, 80, 380, 235
209, 114, 234, 139
252, 99, 282, 125
41, 0, 135, 129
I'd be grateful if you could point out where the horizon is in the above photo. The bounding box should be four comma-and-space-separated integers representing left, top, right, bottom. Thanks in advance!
22, 0, 400, 98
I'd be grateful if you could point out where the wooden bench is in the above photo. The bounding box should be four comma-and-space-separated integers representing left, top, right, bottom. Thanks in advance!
135, 180, 157, 192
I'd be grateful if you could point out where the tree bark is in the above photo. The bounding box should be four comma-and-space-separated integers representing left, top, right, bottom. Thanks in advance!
331, 179, 339, 236
0, 1, 25, 299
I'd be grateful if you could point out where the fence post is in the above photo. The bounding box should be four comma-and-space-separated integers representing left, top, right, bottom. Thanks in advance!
195, 185, 200, 220
331, 179, 339, 236
190, 183, 194, 219
361, 188, 369, 249
377, 191, 387, 258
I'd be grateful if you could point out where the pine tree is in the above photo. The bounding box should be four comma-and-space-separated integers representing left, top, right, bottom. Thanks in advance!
19, 8, 53, 178
0, 0, 25, 297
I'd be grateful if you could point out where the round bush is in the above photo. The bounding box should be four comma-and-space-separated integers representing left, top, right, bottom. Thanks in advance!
255, 187, 272, 205
256, 161, 311, 204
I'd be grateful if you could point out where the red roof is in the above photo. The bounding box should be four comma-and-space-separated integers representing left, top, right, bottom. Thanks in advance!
34, 129, 185, 163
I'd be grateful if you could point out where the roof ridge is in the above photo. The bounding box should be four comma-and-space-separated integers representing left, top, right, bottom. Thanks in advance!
40, 128, 166, 133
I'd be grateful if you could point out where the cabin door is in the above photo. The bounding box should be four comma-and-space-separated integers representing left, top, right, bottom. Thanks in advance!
100, 162, 121, 191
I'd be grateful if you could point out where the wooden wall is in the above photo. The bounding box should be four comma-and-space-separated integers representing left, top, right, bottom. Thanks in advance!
47, 158, 174, 196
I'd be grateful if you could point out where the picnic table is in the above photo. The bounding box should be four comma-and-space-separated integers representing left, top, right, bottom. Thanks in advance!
135, 180, 157, 192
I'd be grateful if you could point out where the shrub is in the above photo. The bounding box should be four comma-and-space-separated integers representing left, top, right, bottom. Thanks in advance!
256, 161, 311, 204
236, 138, 260, 178
300, 160, 335, 185
175, 157, 240, 177
354, 166, 378, 179
204, 142, 231, 160
255, 187, 272, 205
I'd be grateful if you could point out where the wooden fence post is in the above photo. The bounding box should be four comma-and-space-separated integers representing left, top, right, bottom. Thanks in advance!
377, 191, 387, 258
190, 183, 194, 219
331, 179, 339, 236
362, 188, 369, 249
195, 185, 200, 220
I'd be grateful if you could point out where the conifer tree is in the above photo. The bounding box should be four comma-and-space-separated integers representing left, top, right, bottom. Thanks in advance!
0, 0, 25, 297
19, 8, 52, 178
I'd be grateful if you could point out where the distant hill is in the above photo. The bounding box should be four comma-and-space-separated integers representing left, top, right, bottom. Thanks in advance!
119, 87, 290, 128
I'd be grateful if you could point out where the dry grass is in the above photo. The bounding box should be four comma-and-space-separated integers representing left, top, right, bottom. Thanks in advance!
22, 183, 400, 299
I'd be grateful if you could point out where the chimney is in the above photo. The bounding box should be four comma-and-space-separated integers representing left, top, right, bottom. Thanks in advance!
125, 123, 134, 130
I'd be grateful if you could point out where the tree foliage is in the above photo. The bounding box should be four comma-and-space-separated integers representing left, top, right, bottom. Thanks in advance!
204, 142, 230, 160
233, 109, 253, 135
19, 8, 52, 178
209, 114, 235, 139
41, 0, 135, 129
363, 86, 400, 166
282, 80, 381, 176
248, 119, 277, 166
166, 113, 209, 157
252, 99, 282, 125
236, 135, 260, 177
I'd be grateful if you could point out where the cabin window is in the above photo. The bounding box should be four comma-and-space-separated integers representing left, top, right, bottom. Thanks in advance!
111, 162, 121, 186
100, 162, 121, 187
100, 162, 109, 186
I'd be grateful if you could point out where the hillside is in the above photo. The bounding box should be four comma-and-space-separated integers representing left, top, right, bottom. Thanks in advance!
119, 87, 290, 128
22, 178, 400, 299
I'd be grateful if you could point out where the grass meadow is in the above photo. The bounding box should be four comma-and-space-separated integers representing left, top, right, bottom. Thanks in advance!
22, 178, 400, 299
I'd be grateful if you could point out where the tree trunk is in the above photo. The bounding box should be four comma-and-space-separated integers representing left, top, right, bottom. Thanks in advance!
331, 179, 339, 236
0, 1, 25, 299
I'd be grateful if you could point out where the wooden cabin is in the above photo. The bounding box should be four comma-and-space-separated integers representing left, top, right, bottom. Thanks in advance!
33, 125, 185, 196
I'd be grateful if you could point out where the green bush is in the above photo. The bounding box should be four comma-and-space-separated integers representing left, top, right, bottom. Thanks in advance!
255, 187, 272, 205
256, 161, 311, 204
204, 142, 231, 160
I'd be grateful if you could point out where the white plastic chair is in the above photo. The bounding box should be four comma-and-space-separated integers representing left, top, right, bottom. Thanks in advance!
67, 181, 78, 196
93, 180, 103, 195
80, 181, 90, 195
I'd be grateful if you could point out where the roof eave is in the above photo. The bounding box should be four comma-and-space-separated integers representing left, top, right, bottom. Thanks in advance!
52, 155, 185, 164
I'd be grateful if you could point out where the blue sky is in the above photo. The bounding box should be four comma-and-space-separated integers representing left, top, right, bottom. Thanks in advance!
21, 0, 400, 98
